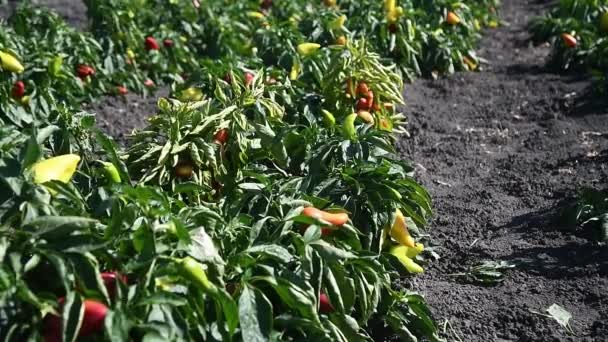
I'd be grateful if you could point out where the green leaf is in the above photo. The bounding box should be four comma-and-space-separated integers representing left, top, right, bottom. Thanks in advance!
245, 244, 292, 264
238, 285, 273, 342
310, 240, 356, 261
104, 308, 130, 341
137, 292, 188, 306
63, 292, 84, 342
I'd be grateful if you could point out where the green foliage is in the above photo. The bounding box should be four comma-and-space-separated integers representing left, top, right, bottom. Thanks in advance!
562, 188, 608, 242
531, 0, 608, 91
0, 0, 499, 340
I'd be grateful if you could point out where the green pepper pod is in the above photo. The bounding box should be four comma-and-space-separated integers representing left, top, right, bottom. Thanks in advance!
321, 110, 336, 127
178, 257, 217, 294
101, 161, 122, 183
342, 113, 357, 140
48, 55, 63, 77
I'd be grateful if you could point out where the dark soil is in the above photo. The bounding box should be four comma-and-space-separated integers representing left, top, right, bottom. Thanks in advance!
4, 0, 608, 341
396, 0, 608, 341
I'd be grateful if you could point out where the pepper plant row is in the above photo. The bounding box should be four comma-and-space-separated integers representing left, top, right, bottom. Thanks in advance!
0, 0, 499, 341
531, 0, 608, 92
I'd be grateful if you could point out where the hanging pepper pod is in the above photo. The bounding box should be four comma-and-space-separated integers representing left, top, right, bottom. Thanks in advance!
342, 113, 357, 140
30, 154, 81, 185
389, 245, 424, 273
0, 51, 24, 74
386, 209, 416, 247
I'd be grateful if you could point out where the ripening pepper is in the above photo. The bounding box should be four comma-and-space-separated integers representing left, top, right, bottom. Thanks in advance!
43, 299, 108, 341
12, 81, 25, 98
144, 79, 155, 88
213, 128, 229, 145
177, 257, 217, 293
342, 113, 357, 140
101, 271, 127, 298
319, 293, 334, 313
463, 56, 477, 70
357, 110, 374, 124
175, 162, 193, 179
386, 209, 416, 247
561, 33, 577, 48
302, 207, 349, 236
389, 245, 424, 273
76, 64, 95, 78
144, 36, 160, 50
335, 36, 347, 46
244, 72, 254, 87
297, 43, 321, 56
446, 11, 460, 25
31, 154, 80, 185
116, 86, 128, 95
0, 51, 24, 74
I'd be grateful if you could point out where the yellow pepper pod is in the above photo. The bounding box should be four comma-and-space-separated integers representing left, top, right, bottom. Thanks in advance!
463, 56, 477, 70
127, 49, 136, 60
179, 87, 203, 102
384, 0, 396, 12
31, 154, 81, 185
357, 110, 374, 124
290, 62, 301, 80
297, 43, 321, 56
446, 11, 461, 25
329, 15, 347, 30
473, 19, 481, 31
0, 51, 24, 74
387, 7, 404, 23
389, 246, 424, 273
247, 11, 265, 19
406, 243, 424, 258
388, 209, 416, 247
20, 96, 30, 107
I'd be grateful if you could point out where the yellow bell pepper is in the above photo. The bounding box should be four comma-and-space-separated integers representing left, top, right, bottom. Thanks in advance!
0, 51, 24, 74
389, 245, 424, 273
31, 155, 80, 185
297, 43, 321, 56
387, 209, 416, 247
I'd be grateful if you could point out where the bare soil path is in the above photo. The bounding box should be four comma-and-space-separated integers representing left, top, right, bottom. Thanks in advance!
396, 0, 608, 341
